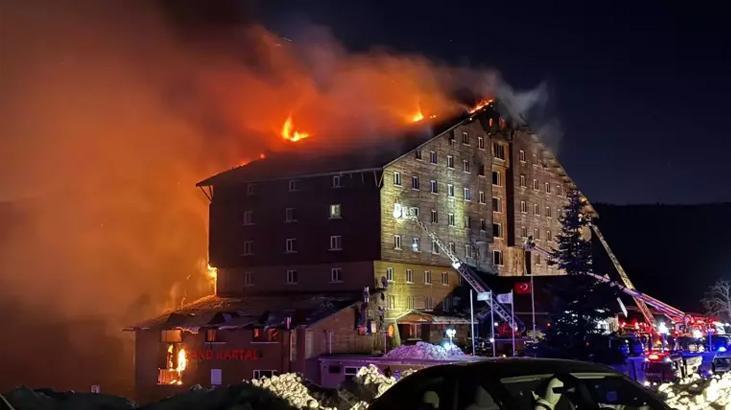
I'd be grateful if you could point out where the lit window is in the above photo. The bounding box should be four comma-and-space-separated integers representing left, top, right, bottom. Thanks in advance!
493, 223, 503, 238
492, 171, 501, 186
411, 175, 420, 190
406, 269, 414, 283
521, 226, 528, 238
424, 270, 433, 284
493, 250, 504, 266
253, 369, 278, 378
415, 149, 422, 160
492, 197, 502, 212
386, 267, 394, 282
244, 272, 254, 287
478, 136, 485, 150
329, 204, 342, 219
463, 160, 470, 173
286, 269, 298, 285
447, 183, 454, 197
464, 187, 472, 201
285, 238, 297, 253
205, 328, 218, 343
330, 235, 343, 251
479, 191, 487, 204
448, 213, 455, 226
330, 267, 343, 283
441, 272, 449, 285
288, 179, 299, 192
285, 208, 296, 223
393, 235, 402, 250
462, 131, 470, 145
412, 237, 420, 252
430, 209, 438, 224
243, 240, 254, 255
430, 151, 438, 164
545, 182, 551, 194
393, 171, 402, 186
447, 155, 454, 169
243, 210, 254, 225
430, 180, 438, 193
520, 200, 528, 214
493, 143, 505, 160
519, 149, 526, 162
211, 369, 222, 386
431, 239, 439, 254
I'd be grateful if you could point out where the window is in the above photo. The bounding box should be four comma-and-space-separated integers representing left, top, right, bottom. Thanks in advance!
462, 131, 470, 145
285, 208, 297, 223
521, 226, 528, 238
441, 272, 449, 285
288, 179, 299, 192
478, 164, 485, 176
443, 296, 452, 312
447, 183, 454, 197
393, 171, 402, 186
493, 223, 503, 238
448, 241, 456, 254
464, 216, 471, 229
286, 269, 298, 284
493, 143, 505, 160
533, 179, 539, 190
447, 155, 454, 169
330, 235, 343, 250
285, 238, 297, 253
492, 171, 501, 186
430, 209, 438, 224
479, 191, 487, 204
546, 206, 552, 218
534, 228, 541, 240
243, 240, 254, 255
407, 296, 415, 309
492, 197, 501, 212
411, 237, 420, 252
330, 267, 343, 283
161, 329, 182, 342
545, 182, 551, 193
463, 159, 470, 173
556, 184, 563, 196
478, 136, 485, 149
493, 250, 504, 266
430, 180, 438, 193
205, 328, 218, 343
253, 370, 278, 379
244, 271, 254, 287
464, 187, 472, 201
425, 296, 434, 310
480, 218, 487, 231
430, 151, 437, 164
329, 204, 342, 219
519, 149, 526, 162
447, 213, 455, 226
431, 239, 439, 254
411, 175, 420, 190
520, 200, 528, 214
533, 203, 540, 216
253, 328, 279, 343
546, 230, 552, 241
415, 149, 422, 160
387, 295, 396, 310
386, 267, 394, 282
393, 235, 402, 250
520, 174, 527, 187
246, 183, 256, 196
332, 175, 342, 188
210, 369, 222, 386
406, 269, 414, 283
243, 210, 254, 225
424, 270, 432, 284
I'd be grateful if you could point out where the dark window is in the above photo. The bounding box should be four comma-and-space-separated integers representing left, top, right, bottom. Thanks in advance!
415, 149, 422, 160
493, 250, 504, 265
493, 143, 505, 160
491, 171, 501, 186
430, 151, 438, 164
412, 175, 420, 190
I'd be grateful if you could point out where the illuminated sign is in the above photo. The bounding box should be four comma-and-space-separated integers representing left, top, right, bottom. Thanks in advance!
187, 349, 262, 361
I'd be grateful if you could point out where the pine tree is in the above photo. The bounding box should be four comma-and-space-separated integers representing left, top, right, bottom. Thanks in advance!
549, 190, 592, 275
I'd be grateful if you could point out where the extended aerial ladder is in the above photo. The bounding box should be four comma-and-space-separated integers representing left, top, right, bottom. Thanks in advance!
523, 226, 688, 330
397, 208, 524, 331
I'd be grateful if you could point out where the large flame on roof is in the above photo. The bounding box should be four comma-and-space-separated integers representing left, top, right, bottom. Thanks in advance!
281, 114, 310, 142
469, 98, 495, 114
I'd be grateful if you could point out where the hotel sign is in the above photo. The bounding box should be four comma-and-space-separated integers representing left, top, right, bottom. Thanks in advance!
187, 348, 262, 361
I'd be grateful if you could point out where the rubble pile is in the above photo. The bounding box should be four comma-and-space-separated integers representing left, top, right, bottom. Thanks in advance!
384, 342, 466, 361
659, 372, 731, 409
249, 373, 326, 409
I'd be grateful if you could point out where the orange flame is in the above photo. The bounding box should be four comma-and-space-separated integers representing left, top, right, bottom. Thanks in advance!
469, 98, 494, 114
281, 114, 310, 142
410, 109, 424, 123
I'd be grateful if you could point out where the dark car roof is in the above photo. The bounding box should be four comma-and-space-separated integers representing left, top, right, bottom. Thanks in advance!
424, 358, 618, 378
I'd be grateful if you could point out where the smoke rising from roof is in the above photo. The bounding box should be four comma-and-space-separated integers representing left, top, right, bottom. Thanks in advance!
0, 0, 552, 394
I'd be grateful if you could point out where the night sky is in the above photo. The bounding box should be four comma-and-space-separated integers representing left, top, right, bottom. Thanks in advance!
243, 0, 731, 204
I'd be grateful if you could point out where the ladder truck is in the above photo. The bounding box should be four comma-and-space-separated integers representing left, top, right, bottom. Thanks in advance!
522, 225, 689, 333
394, 205, 524, 331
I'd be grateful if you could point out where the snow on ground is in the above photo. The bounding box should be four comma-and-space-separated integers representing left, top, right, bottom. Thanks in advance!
384, 341, 466, 361
659, 373, 731, 409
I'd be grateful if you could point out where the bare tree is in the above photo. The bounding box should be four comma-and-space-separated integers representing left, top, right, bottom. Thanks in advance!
702, 279, 731, 321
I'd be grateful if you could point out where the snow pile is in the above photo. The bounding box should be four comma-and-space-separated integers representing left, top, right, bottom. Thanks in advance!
250, 373, 327, 409
660, 373, 731, 409
385, 342, 466, 361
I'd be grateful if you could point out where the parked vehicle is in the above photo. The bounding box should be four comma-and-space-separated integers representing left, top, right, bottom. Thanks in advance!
369, 358, 671, 410
712, 350, 731, 374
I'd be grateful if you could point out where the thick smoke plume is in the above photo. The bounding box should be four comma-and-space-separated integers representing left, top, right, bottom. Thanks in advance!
0, 0, 540, 395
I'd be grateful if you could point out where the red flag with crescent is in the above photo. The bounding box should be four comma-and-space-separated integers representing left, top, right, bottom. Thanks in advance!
514, 282, 532, 294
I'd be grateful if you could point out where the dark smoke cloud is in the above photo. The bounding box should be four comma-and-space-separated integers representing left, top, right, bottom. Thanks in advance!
0, 0, 551, 394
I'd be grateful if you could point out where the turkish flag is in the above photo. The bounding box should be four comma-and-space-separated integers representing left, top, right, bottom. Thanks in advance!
514, 282, 532, 294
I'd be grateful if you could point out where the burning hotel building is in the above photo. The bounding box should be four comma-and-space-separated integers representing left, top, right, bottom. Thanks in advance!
127, 101, 582, 402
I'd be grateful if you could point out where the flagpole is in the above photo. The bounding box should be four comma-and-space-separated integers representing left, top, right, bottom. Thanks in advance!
511, 290, 516, 357
470, 289, 476, 356
490, 293, 496, 357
